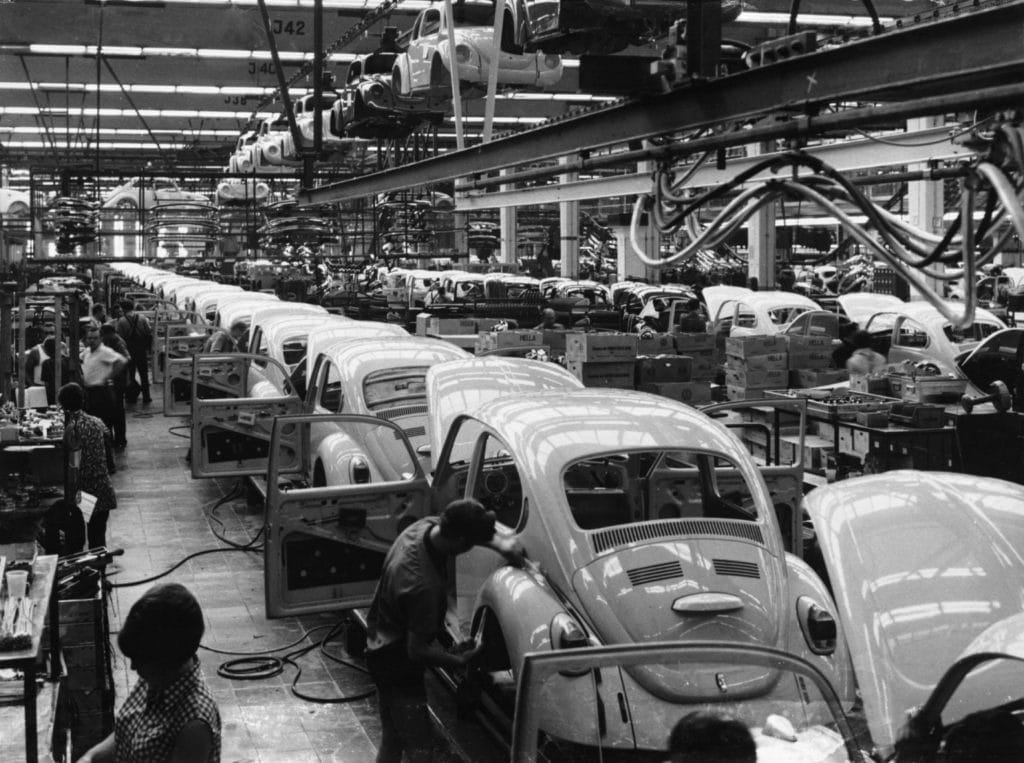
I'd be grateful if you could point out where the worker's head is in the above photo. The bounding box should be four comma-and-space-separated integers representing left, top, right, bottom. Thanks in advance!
229, 321, 247, 340
439, 498, 497, 554
118, 583, 205, 686
57, 382, 85, 412
686, 297, 701, 312
99, 324, 118, 343
539, 308, 558, 327
120, 299, 134, 314
83, 323, 102, 349
667, 712, 756, 763
42, 336, 56, 357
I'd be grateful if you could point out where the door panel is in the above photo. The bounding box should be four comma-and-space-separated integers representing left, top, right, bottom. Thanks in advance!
264, 414, 431, 617
161, 334, 214, 416
700, 398, 807, 555
190, 395, 303, 478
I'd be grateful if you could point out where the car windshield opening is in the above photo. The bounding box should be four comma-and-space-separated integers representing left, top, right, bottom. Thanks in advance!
563, 449, 758, 531
363, 366, 429, 412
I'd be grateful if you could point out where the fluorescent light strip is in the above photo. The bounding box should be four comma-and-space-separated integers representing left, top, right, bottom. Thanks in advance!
149, 0, 431, 9
0, 106, 275, 119
736, 11, 893, 26
3, 141, 193, 149
3, 126, 240, 136
20, 43, 356, 63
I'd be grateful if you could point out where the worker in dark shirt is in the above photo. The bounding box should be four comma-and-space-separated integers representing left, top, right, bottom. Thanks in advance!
364, 499, 524, 763
676, 298, 707, 333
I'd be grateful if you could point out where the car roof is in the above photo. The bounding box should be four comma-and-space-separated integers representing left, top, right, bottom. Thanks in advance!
322, 337, 470, 378
741, 290, 819, 309
468, 389, 753, 475
896, 300, 1004, 328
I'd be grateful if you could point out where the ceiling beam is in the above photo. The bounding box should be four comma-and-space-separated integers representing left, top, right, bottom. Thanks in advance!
300, 0, 1024, 205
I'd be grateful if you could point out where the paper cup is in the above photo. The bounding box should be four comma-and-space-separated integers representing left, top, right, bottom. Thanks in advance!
5, 570, 28, 599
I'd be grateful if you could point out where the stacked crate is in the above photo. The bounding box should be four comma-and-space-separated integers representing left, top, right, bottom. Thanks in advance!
673, 333, 718, 383
724, 336, 788, 400
635, 354, 712, 405
787, 335, 848, 388
474, 328, 544, 354
50, 592, 114, 761
564, 333, 638, 389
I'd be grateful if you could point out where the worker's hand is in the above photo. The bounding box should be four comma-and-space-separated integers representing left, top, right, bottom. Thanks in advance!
491, 535, 526, 568
454, 636, 484, 666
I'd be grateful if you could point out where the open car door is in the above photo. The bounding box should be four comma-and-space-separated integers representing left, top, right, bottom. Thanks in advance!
189, 353, 303, 478
157, 309, 214, 415
511, 642, 863, 763
700, 398, 807, 555
264, 413, 432, 618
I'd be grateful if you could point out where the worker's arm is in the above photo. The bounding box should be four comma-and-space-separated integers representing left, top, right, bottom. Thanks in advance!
168, 718, 214, 763
407, 629, 481, 670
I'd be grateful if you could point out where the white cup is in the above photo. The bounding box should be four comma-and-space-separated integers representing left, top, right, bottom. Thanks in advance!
5, 570, 28, 599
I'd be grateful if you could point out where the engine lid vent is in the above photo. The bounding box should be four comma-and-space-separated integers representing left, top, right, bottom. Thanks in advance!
713, 559, 760, 579
591, 519, 764, 554
626, 560, 683, 587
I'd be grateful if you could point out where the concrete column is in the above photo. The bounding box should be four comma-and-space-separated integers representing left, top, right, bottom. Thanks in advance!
746, 142, 776, 288
499, 169, 516, 265
906, 116, 946, 299
452, 210, 468, 263
559, 156, 580, 279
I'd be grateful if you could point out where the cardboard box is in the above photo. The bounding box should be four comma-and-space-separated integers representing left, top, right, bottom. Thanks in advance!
566, 360, 635, 389
636, 355, 693, 384
726, 367, 788, 389
637, 332, 676, 355
415, 312, 431, 336
428, 317, 477, 335
849, 374, 891, 395
726, 352, 788, 371
689, 358, 717, 380
565, 332, 639, 362
725, 335, 787, 357
726, 385, 777, 401
887, 374, 967, 404
803, 435, 834, 472
475, 329, 543, 353
638, 381, 712, 405
789, 368, 850, 388
542, 330, 569, 353
786, 335, 834, 351
788, 350, 833, 370
673, 333, 716, 354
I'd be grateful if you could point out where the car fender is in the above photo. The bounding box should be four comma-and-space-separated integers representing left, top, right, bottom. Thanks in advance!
392, 58, 411, 95
314, 431, 378, 487
475, 566, 567, 672
784, 553, 857, 702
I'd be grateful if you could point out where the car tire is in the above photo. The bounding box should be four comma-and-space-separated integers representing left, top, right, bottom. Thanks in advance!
392, 68, 404, 96
5, 201, 29, 218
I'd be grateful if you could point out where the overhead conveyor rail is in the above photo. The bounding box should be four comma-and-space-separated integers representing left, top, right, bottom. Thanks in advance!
298, 0, 1024, 206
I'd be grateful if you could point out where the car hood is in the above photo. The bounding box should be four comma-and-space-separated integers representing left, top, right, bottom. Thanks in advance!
702, 285, 753, 321
571, 537, 786, 703
804, 471, 1024, 754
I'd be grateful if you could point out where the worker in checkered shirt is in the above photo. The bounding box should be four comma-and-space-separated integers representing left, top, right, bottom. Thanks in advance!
77, 583, 221, 762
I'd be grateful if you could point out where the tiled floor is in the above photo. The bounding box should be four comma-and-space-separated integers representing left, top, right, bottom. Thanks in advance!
104, 394, 388, 762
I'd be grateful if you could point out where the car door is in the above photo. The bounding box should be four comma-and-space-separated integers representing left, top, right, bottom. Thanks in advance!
410, 8, 440, 89
957, 328, 1024, 393
156, 310, 214, 415
700, 398, 808, 555
264, 413, 432, 617
510, 643, 861, 763
887, 316, 932, 366
189, 353, 303, 478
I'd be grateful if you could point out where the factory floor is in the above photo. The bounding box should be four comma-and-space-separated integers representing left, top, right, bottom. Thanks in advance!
103, 385, 488, 763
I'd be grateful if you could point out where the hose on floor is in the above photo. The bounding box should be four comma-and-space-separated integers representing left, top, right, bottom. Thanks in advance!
202, 619, 376, 704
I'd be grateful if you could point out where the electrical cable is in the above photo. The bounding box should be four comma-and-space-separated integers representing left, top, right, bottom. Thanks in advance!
203, 621, 376, 704
107, 547, 258, 588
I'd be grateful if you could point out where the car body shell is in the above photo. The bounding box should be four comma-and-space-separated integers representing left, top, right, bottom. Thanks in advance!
393, 3, 563, 96
862, 300, 1006, 374
101, 177, 208, 209
229, 130, 260, 173
0, 188, 31, 217
437, 389, 853, 750
216, 178, 270, 205
704, 286, 819, 337
336, 52, 446, 139
306, 337, 470, 485
246, 313, 351, 397
194, 289, 275, 324
804, 470, 1024, 756
835, 293, 906, 327
253, 115, 302, 168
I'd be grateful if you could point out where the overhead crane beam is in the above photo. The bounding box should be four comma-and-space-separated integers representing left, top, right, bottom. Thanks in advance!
454, 124, 976, 210
299, 0, 1024, 206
